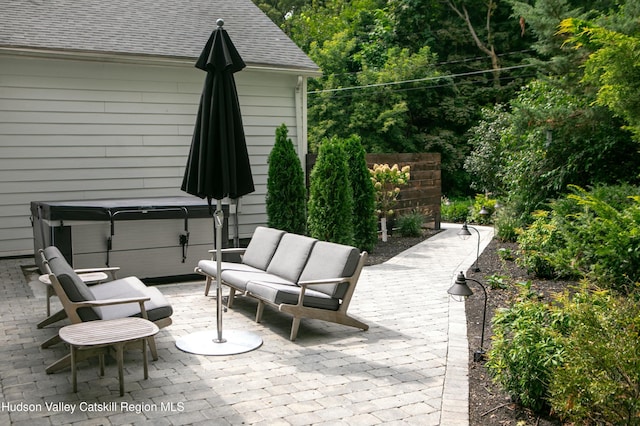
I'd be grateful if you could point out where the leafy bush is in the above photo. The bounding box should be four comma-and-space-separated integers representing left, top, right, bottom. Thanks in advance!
516, 210, 566, 279
468, 193, 497, 225
266, 124, 307, 234
307, 137, 354, 245
494, 204, 522, 242
369, 163, 410, 218
440, 196, 471, 223
487, 283, 569, 413
343, 135, 378, 252
555, 185, 640, 294
396, 210, 425, 237
549, 291, 640, 425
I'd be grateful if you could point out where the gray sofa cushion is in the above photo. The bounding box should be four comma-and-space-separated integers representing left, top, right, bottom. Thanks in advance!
198, 259, 263, 279
220, 269, 295, 292
266, 233, 317, 283
298, 241, 361, 298
242, 226, 286, 270
246, 281, 340, 311
88, 276, 173, 322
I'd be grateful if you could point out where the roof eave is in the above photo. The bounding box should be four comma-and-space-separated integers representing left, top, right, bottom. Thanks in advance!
0, 46, 322, 76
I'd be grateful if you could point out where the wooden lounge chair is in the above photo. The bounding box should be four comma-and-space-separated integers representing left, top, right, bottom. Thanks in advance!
39, 246, 173, 374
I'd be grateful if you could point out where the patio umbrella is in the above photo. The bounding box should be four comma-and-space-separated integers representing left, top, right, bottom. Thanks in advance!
176, 19, 261, 356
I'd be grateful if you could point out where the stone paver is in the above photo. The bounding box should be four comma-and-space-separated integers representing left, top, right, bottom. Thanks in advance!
0, 223, 493, 425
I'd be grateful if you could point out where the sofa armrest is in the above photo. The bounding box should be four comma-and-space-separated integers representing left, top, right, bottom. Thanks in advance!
207, 247, 247, 260
73, 267, 120, 280
298, 277, 350, 287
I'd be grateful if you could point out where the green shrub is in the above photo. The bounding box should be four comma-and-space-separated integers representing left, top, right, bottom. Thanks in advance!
487, 283, 569, 413
343, 135, 377, 252
485, 274, 509, 290
516, 210, 566, 279
468, 193, 497, 225
396, 210, 425, 237
549, 291, 640, 425
307, 137, 354, 245
494, 204, 522, 242
266, 124, 307, 234
441, 196, 471, 223
555, 185, 640, 294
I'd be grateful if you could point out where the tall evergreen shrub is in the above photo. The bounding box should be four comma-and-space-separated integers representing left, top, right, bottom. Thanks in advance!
307, 137, 354, 245
342, 135, 377, 252
266, 124, 306, 234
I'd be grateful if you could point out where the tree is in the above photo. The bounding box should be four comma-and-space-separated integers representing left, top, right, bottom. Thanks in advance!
560, 16, 640, 140
342, 135, 377, 252
307, 137, 354, 245
266, 124, 307, 234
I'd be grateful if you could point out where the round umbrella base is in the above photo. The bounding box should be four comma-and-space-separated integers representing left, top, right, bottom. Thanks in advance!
175, 329, 262, 355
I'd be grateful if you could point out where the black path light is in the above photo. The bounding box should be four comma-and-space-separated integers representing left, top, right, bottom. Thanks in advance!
448, 272, 488, 362
458, 222, 481, 272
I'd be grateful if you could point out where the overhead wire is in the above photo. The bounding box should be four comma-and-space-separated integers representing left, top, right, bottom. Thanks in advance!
307, 63, 537, 95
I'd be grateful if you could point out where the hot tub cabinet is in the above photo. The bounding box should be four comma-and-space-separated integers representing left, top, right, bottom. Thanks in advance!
31, 197, 228, 280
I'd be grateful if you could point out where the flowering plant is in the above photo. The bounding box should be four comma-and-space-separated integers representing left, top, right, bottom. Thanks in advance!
369, 163, 410, 217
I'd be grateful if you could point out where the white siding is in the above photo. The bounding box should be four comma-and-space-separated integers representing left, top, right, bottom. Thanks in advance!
0, 55, 304, 256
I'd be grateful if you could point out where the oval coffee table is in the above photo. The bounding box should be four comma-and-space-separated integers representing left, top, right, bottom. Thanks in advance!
58, 317, 159, 396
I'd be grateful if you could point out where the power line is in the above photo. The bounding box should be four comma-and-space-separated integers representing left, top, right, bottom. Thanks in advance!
307, 63, 537, 95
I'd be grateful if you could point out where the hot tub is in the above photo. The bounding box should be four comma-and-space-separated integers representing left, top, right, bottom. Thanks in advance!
31, 196, 228, 280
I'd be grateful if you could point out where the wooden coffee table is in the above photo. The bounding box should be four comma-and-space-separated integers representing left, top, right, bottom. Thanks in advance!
58, 317, 159, 396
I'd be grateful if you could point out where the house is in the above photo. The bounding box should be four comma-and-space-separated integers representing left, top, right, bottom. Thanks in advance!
0, 0, 320, 257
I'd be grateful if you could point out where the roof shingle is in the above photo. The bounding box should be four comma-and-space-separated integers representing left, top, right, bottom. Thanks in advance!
0, 0, 319, 72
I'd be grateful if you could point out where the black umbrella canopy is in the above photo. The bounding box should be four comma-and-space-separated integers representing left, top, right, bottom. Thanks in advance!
181, 19, 255, 203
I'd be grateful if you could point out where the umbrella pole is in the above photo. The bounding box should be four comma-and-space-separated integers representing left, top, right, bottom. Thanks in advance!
214, 199, 226, 343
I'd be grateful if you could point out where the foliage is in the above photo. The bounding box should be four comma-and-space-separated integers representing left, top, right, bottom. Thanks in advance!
554, 185, 640, 294
468, 79, 640, 218
516, 184, 640, 293
549, 291, 640, 425
369, 163, 410, 218
396, 210, 425, 237
440, 196, 472, 223
307, 137, 354, 245
468, 193, 497, 225
493, 203, 522, 242
560, 14, 640, 141
343, 135, 378, 252
266, 124, 307, 234
487, 283, 569, 413
485, 274, 509, 290
516, 209, 566, 279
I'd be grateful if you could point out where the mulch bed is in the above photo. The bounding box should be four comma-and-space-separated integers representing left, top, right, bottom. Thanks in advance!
368, 231, 573, 426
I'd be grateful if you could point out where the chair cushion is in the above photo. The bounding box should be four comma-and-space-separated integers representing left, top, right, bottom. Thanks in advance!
88, 276, 173, 322
220, 270, 295, 292
46, 255, 95, 303
298, 241, 361, 298
241, 227, 285, 270
266, 233, 316, 283
246, 281, 340, 311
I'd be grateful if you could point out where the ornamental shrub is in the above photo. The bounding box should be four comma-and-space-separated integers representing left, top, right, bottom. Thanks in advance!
307, 136, 354, 245
396, 210, 425, 237
549, 291, 640, 425
440, 196, 472, 223
369, 163, 410, 218
266, 124, 307, 234
342, 135, 377, 252
487, 283, 569, 413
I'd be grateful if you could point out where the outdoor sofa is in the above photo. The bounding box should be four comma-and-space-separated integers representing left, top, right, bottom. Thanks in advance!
196, 226, 369, 340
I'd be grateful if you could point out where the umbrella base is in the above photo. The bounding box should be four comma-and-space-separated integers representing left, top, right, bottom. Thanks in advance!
175, 329, 262, 355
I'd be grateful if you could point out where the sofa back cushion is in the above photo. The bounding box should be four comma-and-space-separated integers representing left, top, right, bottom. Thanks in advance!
242, 226, 286, 270
266, 233, 316, 283
299, 241, 361, 298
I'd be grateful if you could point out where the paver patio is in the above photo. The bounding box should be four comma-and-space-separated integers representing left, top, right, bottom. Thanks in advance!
0, 223, 493, 425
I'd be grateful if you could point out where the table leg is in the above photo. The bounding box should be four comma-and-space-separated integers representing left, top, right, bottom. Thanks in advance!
115, 343, 124, 396
70, 345, 77, 393
142, 338, 148, 380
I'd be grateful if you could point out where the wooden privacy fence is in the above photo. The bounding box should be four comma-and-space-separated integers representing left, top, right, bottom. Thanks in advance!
305, 152, 441, 229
